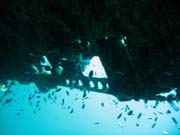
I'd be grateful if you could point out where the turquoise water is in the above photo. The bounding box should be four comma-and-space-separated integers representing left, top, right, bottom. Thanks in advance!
0, 81, 179, 135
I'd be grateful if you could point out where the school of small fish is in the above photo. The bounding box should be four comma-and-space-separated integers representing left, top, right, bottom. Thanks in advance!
0, 80, 179, 134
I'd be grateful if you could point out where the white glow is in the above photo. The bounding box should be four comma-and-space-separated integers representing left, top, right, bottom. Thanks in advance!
78, 80, 83, 86
89, 81, 95, 88
97, 81, 103, 89
156, 88, 177, 98
82, 56, 108, 78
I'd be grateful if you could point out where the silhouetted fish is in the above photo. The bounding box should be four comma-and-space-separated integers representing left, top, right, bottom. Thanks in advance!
151, 123, 156, 128
5, 99, 12, 104
74, 97, 78, 101
136, 123, 139, 127
82, 104, 85, 109
61, 98, 65, 106
101, 102, 104, 107
127, 110, 133, 115
124, 117, 127, 122
70, 108, 74, 114
66, 91, 69, 96
166, 110, 171, 114
137, 113, 142, 119
117, 113, 122, 119
125, 105, 130, 112
36, 95, 41, 98
94, 122, 100, 125
154, 117, 158, 122
82, 90, 87, 98
56, 88, 61, 92
171, 117, 177, 125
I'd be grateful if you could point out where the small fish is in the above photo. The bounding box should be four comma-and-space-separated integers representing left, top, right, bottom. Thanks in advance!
82, 90, 87, 98
117, 122, 123, 128
137, 113, 142, 119
171, 117, 178, 125
66, 91, 69, 96
17, 113, 20, 116
61, 98, 65, 106
112, 99, 118, 105
28, 95, 32, 101
151, 123, 156, 128
70, 108, 74, 114
36, 104, 39, 107
136, 123, 139, 127
89, 71, 94, 78
154, 117, 158, 122
74, 97, 79, 101
147, 117, 153, 120
117, 113, 122, 119
56, 88, 61, 92
5, 99, 13, 104
125, 105, 130, 112
166, 110, 171, 114
127, 110, 133, 115
36, 95, 41, 98
48, 93, 51, 99
82, 104, 85, 109
101, 102, 104, 107
124, 117, 127, 122
36, 101, 40, 104
158, 111, 164, 114
94, 122, 100, 125
162, 130, 168, 135
52, 91, 55, 96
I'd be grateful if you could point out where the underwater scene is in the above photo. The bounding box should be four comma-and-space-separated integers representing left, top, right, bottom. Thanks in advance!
0, 56, 179, 135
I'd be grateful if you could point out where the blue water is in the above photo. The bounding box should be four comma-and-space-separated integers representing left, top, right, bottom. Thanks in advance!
0, 81, 180, 135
